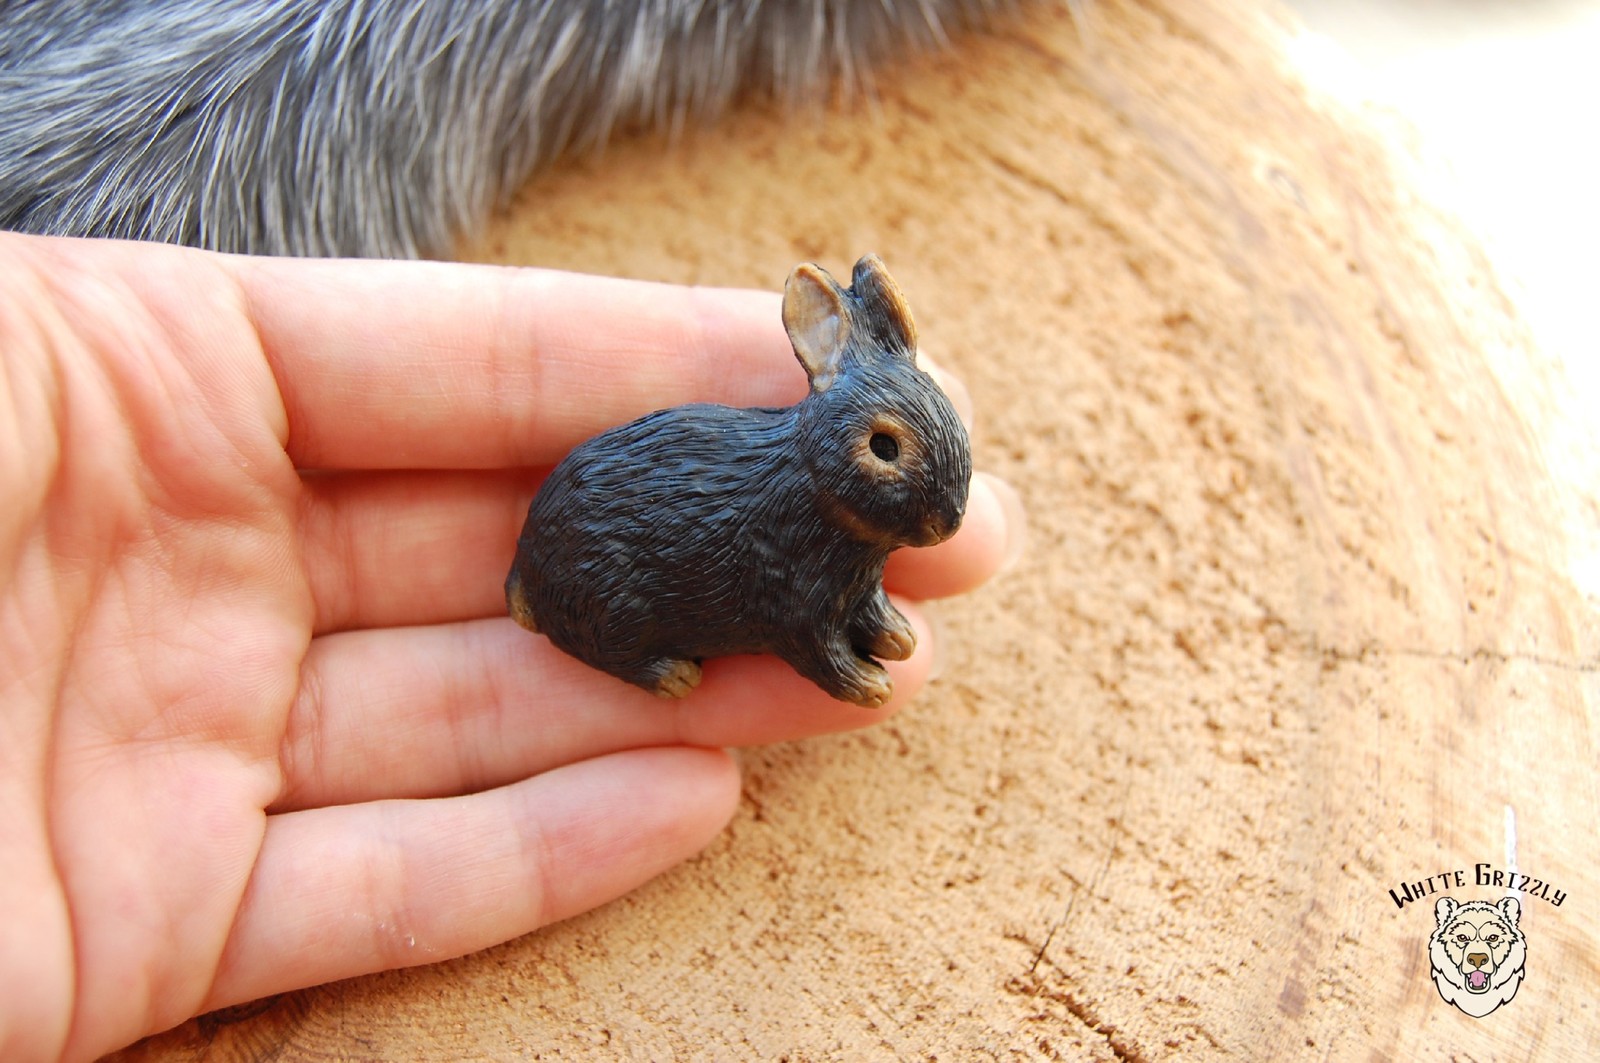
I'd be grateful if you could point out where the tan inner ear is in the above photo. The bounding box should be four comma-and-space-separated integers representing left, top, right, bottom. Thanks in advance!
783, 263, 850, 390
854, 253, 918, 352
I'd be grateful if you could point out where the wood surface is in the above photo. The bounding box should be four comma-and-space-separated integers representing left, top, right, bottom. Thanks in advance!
113, 0, 1598, 1058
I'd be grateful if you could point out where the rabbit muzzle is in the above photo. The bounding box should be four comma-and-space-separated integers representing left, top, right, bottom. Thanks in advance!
916, 501, 965, 547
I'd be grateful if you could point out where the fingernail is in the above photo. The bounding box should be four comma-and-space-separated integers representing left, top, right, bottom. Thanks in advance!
977, 471, 1028, 574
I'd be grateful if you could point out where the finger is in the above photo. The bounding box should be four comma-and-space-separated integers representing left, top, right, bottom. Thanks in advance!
884, 472, 1026, 599
206, 748, 738, 1012
296, 467, 1013, 635
224, 255, 803, 470
297, 468, 533, 634
273, 603, 935, 811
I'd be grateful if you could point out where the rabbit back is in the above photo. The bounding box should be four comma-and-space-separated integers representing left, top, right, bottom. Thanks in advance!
509, 402, 820, 677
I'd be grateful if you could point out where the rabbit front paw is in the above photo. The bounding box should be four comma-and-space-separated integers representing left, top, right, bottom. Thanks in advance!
863, 614, 916, 662
851, 595, 916, 662
836, 660, 893, 709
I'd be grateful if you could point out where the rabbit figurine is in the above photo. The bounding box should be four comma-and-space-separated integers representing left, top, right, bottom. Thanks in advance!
506, 254, 971, 707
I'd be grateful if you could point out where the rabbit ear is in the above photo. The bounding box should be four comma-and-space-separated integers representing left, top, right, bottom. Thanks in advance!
784, 263, 851, 392
851, 253, 918, 356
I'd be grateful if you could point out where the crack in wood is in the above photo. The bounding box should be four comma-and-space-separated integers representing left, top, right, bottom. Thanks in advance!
1006, 973, 1150, 1063
1310, 639, 1599, 675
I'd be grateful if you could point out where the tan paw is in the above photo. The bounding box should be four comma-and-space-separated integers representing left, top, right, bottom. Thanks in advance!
844, 666, 893, 709
869, 618, 917, 662
505, 573, 540, 633
653, 659, 703, 699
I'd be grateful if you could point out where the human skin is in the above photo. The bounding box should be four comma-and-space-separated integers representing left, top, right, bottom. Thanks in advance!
0, 234, 1018, 1062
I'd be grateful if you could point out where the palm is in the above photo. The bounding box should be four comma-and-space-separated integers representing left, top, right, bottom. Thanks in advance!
0, 235, 1012, 1062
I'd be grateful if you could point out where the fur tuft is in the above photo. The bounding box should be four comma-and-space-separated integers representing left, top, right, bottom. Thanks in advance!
0, 0, 1011, 257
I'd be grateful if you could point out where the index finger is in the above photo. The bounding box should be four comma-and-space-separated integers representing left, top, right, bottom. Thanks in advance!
224, 255, 804, 470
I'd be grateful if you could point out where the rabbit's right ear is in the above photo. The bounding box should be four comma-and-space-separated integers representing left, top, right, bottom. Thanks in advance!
783, 263, 851, 392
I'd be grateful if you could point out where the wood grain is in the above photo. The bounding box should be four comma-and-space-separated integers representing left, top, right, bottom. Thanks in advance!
112, 0, 1597, 1058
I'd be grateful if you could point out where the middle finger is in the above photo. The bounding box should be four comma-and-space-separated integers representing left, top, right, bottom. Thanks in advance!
270, 610, 935, 812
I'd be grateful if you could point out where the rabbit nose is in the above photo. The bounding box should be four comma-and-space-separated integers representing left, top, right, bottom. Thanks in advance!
941, 496, 968, 536
921, 509, 962, 545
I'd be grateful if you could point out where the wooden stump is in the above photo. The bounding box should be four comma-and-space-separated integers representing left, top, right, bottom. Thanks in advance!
116, 0, 1597, 1058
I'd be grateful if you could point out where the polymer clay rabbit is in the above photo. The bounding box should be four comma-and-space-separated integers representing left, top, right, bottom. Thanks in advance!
507, 255, 971, 707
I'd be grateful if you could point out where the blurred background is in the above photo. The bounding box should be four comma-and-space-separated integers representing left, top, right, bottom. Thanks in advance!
1286, 0, 1600, 593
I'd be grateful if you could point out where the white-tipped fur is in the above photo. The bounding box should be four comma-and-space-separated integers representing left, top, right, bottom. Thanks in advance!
0, 0, 1011, 258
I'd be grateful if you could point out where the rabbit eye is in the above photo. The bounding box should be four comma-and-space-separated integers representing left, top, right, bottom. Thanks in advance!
870, 432, 900, 462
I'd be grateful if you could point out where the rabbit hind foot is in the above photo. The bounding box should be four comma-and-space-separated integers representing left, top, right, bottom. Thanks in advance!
648, 657, 703, 699
506, 569, 540, 633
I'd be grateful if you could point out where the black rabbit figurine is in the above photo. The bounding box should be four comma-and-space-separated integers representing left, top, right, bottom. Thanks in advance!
506, 254, 971, 707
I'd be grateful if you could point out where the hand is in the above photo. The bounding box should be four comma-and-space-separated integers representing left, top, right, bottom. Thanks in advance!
0, 235, 1018, 1061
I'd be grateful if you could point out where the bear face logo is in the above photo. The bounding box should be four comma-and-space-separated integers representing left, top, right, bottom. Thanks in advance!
1431, 896, 1527, 1017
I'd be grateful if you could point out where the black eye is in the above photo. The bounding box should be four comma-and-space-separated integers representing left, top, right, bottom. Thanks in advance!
870, 432, 900, 462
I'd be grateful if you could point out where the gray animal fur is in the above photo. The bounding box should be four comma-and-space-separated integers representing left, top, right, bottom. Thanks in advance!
0, 0, 1011, 258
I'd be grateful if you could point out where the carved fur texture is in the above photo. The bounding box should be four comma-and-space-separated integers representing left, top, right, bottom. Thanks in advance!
0, 0, 1011, 258
507, 255, 971, 706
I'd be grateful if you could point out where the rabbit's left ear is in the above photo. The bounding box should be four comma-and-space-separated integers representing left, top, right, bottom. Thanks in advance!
784, 263, 851, 392
851, 254, 918, 356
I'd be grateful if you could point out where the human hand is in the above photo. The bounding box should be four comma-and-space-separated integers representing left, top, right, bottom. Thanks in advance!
0, 235, 1018, 1061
